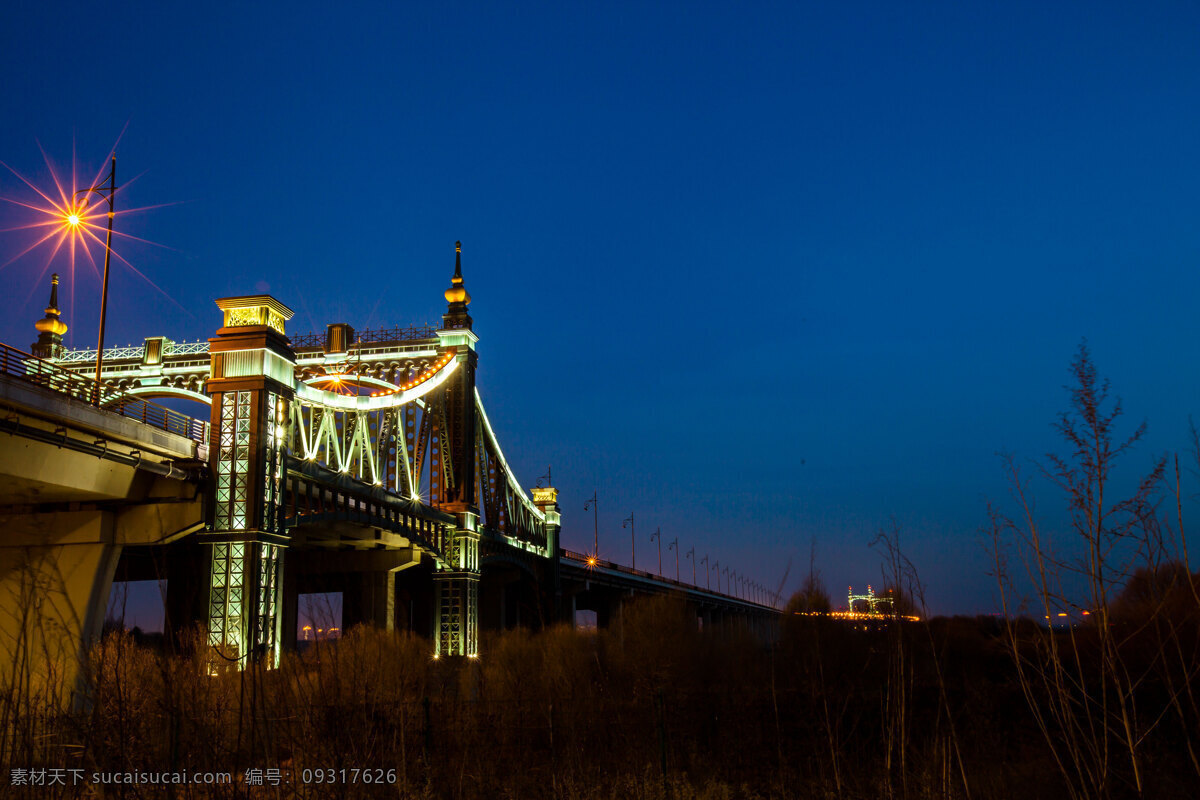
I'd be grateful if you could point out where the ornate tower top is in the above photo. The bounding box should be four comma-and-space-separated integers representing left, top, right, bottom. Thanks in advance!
31, 273, 68, 359
443, 241, 472, 306
441, 240, 474, 332
34, 273, 68, 337
214, 295, 295, 334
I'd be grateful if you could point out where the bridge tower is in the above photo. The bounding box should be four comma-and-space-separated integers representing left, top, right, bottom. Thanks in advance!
432, 242, 481, 656
533, 487, 564, 622
202, 296, 296, 668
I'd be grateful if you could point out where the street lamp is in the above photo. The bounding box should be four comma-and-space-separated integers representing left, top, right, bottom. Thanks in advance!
70, 154, 117, 402
713, 561, 720, 593
667, 537, 679, 582
686, 547, 696, 586
622, 512, 635, 570
700, 555, 709, 589
584, 491, 599, 560
649, 527, 662, 576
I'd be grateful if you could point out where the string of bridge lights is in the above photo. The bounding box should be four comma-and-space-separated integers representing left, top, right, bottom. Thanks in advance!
580, 500, 773, 606
311, 351, 457, 398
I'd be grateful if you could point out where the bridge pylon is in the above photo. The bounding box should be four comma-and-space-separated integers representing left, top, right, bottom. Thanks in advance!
201, 295, 296, 669
432, 242, 482, 656
532, 487, 564, 621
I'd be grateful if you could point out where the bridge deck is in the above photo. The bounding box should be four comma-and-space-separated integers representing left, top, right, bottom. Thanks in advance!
560, 548, 777, 613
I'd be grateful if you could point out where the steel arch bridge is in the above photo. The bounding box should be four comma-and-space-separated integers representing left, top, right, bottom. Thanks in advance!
1, 243, 775, 695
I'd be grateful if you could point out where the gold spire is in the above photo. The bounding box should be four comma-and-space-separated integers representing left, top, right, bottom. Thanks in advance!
34, 273, 68, 337
444, 240, 471, 305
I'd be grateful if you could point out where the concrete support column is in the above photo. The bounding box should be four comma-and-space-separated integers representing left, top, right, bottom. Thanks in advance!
0, 510, 119, 706
344, 570, 394, 631
565, 592, 577, 629
164, 540, 208, 647
280, 555, 298, 652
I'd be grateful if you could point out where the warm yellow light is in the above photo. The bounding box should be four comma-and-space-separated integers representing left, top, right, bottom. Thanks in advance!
587, 556, 598, 566
66, 213, 80, 226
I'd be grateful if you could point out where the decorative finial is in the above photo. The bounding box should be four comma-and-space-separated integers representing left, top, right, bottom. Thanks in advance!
34, 272, 68, 341
48, 273, 60, 313
444, 240, 471, 306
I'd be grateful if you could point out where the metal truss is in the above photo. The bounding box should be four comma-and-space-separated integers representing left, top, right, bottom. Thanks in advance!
52, 325, 550, 556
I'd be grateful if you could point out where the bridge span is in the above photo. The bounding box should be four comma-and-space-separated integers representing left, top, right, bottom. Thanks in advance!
0, 245, 776, 700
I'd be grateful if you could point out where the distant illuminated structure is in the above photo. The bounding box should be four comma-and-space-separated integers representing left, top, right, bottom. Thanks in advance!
847, 585, 887, 615
300, 625, 341, 642
797, 585, 921, 623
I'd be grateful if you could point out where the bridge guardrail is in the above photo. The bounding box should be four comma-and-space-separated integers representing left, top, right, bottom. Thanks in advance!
0, 343, 209, 444
562, 547, 774, 608
290, 324, 439, 349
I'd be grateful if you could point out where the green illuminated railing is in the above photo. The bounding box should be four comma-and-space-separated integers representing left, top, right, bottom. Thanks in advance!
0, 342, 209, 444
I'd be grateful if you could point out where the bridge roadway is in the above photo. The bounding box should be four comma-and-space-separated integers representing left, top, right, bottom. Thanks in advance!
2, 251, 777, 705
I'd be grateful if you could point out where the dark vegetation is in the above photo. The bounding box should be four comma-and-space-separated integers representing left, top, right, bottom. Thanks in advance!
1, 344, 1199, 799
1, 585, 1196, 799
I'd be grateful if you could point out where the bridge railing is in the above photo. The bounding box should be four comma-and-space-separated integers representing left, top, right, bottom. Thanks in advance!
561, 548, 773, 608
289, 324, 440, 349
0, 343, 209, 444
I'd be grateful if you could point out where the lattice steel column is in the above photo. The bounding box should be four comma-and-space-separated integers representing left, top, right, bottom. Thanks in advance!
434, 512, 480, 657
204, 296, 296, 670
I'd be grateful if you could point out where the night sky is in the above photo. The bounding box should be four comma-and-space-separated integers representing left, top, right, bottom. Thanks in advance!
4, 2, 1200, 623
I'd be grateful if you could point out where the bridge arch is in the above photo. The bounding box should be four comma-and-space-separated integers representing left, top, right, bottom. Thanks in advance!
102, 385, 213, 407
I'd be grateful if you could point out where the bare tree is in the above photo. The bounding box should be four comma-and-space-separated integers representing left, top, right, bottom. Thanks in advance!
989, 342, 1176, 799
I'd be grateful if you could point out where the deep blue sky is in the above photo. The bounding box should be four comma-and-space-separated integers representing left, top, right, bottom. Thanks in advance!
4, 2, 1200, 617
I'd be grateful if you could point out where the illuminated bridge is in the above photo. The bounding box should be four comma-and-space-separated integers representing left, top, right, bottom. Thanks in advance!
0, 244, 775, 697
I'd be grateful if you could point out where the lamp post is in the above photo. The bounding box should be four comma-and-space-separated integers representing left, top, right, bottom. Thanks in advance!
700, 555, 709, 589
622, 512, 635, 570
714, 561, 720, 593
667, 537, 679, 582
649, 527, 662, 576
686, 547, 696, 586
584, 491, 599, 559
69, 154, 117, 403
